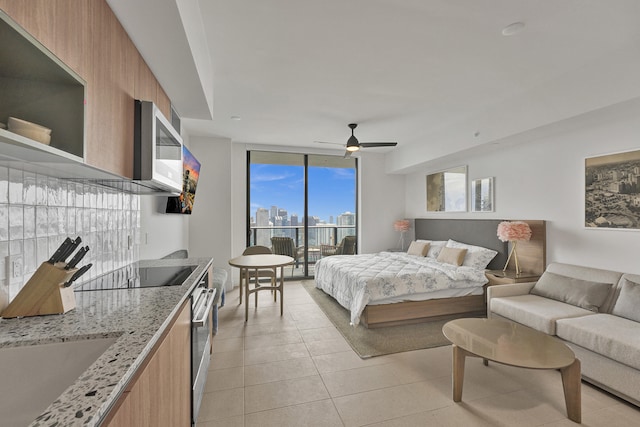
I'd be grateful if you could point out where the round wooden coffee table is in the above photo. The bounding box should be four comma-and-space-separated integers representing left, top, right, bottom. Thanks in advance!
443, 318, 581, 423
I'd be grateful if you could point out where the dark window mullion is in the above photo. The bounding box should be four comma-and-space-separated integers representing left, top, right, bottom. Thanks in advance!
303, 154, 309, 275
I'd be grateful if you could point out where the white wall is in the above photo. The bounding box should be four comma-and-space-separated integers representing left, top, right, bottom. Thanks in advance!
187, 136, 234, 285
139, 195, 189, 259
404, 98, 640, 274
359, 152, 406, 253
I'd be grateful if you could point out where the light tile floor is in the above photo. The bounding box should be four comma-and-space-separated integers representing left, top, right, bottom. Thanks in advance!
197, 280, 640, 427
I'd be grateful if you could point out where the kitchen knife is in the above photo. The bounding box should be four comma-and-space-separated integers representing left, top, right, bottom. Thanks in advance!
48, 237, 73, 264
63, 263, 93, 287
65, 246, 89, 270
58, 236, 82, 264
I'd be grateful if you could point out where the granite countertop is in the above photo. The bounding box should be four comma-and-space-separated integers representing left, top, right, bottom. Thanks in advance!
0, 257, 214, 427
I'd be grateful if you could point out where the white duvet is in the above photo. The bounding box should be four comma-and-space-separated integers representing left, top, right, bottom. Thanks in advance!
314, 251, 488, 326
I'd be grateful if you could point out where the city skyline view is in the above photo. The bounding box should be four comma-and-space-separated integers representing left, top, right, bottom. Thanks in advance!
250, 163, 356, 224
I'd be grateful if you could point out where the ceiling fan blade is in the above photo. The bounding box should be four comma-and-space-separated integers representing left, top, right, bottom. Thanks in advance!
313, 140, 344, 146
316, 124, 397, 154
359, 142, 398, 148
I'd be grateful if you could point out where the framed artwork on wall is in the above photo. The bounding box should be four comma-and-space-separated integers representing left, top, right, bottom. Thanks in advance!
426, 166, 467, 212
471, 177, 494, 212
585, 149, 640, 230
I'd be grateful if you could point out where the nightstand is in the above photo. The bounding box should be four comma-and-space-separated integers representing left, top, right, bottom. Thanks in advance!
485, 270, 541, 286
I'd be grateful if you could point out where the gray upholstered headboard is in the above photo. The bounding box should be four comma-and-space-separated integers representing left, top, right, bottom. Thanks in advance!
414, 219, 508, 270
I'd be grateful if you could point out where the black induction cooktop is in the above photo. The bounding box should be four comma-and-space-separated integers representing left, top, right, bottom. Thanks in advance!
75, 264, 197, 291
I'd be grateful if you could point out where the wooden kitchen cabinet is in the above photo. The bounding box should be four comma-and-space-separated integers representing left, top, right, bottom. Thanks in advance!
135, 58, 158, 105
0, 0, 175, 179
156, 83, 172, 125
0, 0, 91, 78
0, 4, 86, 159
87, 0, 136, 178
136, 57, 173, 128
102, 300, 191, 427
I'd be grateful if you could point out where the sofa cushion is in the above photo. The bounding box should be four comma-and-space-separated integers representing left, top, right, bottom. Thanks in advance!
612, 278, 640, 322
490, 294, 595, 335
530, 271, 613, 312
546, 263, 622, 313
556, 314, 640, 371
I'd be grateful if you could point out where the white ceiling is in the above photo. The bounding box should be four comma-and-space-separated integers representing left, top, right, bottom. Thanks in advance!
108, 0, 640, 173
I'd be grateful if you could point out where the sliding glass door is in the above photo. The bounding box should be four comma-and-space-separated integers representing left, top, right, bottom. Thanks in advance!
248, 151, 357, 278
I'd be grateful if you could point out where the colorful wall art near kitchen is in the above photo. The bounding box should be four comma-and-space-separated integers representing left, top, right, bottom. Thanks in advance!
166, 145, 201, 214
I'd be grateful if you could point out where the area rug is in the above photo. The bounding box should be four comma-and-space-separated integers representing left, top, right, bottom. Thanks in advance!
302, 282, 453, 359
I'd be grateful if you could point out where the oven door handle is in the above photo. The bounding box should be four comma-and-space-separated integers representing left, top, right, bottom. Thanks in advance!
192, 288, 216, 327
192, 288, 209, 316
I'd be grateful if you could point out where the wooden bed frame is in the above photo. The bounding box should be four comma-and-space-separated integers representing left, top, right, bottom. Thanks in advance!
360, 219, 546, 328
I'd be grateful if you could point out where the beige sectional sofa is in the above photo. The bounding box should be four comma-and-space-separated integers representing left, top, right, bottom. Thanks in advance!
487, 262, 640, 406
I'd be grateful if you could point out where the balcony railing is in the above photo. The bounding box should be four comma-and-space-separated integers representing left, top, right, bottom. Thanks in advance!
249, 225, 355, 251
248, 225, 355, 277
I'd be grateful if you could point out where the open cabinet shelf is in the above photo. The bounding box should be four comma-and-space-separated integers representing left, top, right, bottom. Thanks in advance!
0, 9, 86, 160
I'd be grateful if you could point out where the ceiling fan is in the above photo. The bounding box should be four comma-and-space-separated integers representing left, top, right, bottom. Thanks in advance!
316, 123, 398, 158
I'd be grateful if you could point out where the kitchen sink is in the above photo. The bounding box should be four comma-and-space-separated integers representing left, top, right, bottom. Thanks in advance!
0, 337, 118, 427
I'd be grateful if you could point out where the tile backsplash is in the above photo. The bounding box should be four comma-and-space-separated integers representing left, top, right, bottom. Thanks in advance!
0, 167, 140, 309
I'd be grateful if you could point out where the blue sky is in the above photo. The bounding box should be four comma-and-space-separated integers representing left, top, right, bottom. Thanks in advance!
250, 163, 355, 223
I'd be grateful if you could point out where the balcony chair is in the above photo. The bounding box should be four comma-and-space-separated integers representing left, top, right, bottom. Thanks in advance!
240, 245, 277, 306
320, 235, 357, 257
270, 236, 304, 276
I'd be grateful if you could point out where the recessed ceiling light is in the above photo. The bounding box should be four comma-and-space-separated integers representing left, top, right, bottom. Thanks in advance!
230, 115, 241, 121
502, 22, 525, 36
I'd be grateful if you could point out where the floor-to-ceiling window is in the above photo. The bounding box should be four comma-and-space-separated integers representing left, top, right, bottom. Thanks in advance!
248, 151, 357, 278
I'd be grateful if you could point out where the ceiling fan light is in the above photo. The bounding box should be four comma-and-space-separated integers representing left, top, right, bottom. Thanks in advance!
346, 134, 359, 150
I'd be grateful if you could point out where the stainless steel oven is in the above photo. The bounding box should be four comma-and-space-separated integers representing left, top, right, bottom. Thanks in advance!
191, 274, 216, 425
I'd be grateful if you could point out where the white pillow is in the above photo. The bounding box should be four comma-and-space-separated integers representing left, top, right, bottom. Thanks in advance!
446, 239, 498, 269
425, 241, 447, 259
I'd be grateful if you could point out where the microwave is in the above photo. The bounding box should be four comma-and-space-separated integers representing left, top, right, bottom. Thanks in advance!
133, 100, 183, 194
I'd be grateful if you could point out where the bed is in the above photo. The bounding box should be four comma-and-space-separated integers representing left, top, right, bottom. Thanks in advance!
315, 219, 545, 328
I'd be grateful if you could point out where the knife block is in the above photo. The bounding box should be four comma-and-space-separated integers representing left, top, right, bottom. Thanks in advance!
1, 262, 78, 318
